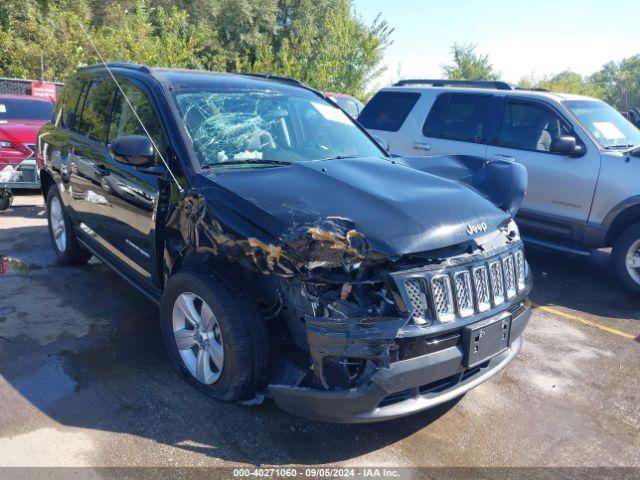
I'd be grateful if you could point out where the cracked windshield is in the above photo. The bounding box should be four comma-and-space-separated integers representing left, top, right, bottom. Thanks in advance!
174, 90, 383, 167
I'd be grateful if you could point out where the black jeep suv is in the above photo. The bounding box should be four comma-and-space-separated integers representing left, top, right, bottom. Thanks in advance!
38, 63, 532, 422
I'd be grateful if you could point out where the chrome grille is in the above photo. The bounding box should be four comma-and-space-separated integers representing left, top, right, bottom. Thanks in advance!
430, 275, 455, 323
489, 261, 505, 306
514, 250, 526, 290
453, 271, 474, 318
403, 278, 430, 326
472, 266, 491, 312
398, 248, 527, 326
502, 255, 516, 299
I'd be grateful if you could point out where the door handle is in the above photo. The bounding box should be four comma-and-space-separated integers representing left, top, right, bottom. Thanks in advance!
491, 154, 516, 162
94, 165, 110, 177
413, 142, 432, 152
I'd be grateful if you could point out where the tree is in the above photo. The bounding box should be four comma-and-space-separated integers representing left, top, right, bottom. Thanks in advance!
0, 0, 391, 98
239, 0, 392, 99
442, 43, 498, 81
519, 70, 605, 99
591, 55, 640, 110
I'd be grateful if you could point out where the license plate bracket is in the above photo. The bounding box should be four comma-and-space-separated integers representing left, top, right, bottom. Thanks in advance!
463, 315, 511, 368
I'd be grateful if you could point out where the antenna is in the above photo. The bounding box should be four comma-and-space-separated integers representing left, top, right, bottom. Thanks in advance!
78, 23, 184, 193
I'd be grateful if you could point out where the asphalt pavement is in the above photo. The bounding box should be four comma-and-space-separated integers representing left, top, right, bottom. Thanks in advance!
0, 193, 638, 468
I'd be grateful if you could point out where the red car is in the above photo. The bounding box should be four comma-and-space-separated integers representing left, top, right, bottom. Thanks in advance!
0, 94, 54, 170
325, 92, 364, 119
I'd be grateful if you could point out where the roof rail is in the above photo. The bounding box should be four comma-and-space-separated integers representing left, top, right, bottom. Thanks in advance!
240, 72, 329, 99
513, 85, 549, 92
241, 72, 304, 87
78, 62, 152, 73
393, 79, 514, 91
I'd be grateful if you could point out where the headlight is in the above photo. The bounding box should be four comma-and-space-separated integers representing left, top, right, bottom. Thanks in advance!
506, 219, 520, 242
0, 140, 14, 148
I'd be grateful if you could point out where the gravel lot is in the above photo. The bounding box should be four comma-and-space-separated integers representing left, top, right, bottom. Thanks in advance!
0, 193, 638, 468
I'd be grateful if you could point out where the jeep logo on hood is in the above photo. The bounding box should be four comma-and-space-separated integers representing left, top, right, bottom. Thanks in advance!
466, 222, 488, 235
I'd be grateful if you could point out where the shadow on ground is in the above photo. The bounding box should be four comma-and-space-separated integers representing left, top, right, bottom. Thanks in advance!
0, 220, 458, 465
1, 202, 638, 465
526, 247, 640, 322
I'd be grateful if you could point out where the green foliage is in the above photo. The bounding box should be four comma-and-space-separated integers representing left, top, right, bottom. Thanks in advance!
442, 43, 499, 81
0, 0, 390, 98
591, 55, 640, 110
440, 42, 639, 110
520, 70, 606, 99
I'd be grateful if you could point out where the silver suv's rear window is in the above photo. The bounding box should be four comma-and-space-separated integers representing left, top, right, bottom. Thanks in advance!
358, 91, 420, 132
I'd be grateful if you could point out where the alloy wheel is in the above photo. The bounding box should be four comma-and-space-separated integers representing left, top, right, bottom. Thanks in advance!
172, 292, 224, 385
50, 196, 67, 252
626, 238, 640, 285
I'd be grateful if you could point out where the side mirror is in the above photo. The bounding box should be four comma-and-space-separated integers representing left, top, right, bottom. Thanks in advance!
111, 135, 155, 168
372, 135, 390, 152
550, 135, 581, 156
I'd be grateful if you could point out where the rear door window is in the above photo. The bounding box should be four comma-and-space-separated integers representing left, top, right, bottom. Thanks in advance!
423, 93, 496, 143
76, 79, 115, 141
54, 76, 84, 128
358, 91, 420, 132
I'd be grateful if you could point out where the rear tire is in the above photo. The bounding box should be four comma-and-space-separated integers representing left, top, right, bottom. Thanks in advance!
46, 185, 90, 265
610, 222, 640, 295
160, 270, 269, 401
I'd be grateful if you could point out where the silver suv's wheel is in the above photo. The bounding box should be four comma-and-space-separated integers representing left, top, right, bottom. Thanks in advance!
611, 223, 640, 295
160, 270, 269, 401
172, 292, 224, 385
625, 239, 640, 283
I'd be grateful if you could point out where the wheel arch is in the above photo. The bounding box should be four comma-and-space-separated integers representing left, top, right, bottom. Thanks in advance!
40, 169, 55, 201
166, 247, 250, 286
605, 202, 640, 245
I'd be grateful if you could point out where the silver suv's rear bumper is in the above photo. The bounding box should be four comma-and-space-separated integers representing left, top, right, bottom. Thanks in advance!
269, 302, 530, 423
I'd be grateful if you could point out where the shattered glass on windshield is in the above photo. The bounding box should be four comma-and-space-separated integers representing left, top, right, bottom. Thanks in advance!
174, 90, 382, 167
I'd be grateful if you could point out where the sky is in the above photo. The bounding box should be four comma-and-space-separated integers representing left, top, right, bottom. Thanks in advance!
352, 0, 640, 88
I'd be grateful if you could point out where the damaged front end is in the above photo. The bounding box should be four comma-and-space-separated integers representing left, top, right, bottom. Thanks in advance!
164, 168, 532, 422
252, 216, 531, 422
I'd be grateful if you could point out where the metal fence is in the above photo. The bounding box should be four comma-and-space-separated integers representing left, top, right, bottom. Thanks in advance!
0, 77, 64, 96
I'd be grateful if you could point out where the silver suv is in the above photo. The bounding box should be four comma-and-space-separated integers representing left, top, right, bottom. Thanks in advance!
360, 79, 640, 294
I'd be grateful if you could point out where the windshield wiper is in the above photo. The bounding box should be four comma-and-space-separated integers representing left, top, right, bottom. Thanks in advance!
319, 155, 363, 161
201, 159, 295, 168
604, 144, 636, 150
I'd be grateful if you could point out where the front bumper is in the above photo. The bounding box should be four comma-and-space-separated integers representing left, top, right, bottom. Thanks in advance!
269, 302, 530, 423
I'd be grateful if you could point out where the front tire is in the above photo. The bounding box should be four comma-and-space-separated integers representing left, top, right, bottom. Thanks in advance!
160, 270, 269, 401
46, 186, 90, 264
611, 222, 640, 295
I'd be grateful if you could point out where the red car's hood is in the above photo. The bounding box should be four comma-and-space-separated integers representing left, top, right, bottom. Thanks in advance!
0, 120, 46, 143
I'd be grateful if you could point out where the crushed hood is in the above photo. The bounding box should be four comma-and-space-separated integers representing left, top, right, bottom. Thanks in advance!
200, 157, 510, 258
